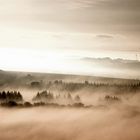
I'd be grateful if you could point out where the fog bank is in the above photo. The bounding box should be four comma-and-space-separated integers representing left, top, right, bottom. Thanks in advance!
0, 106, 140, 140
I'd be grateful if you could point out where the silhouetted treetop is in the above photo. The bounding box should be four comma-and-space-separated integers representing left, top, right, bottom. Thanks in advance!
0, 91, 23, 102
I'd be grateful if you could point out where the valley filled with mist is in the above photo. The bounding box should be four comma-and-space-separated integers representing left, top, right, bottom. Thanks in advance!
0, 70, 140, 140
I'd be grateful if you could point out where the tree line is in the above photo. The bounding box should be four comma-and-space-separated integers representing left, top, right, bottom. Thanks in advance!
0, 91, 23, 102
0, 90, 82, 108
45, 80, 140, 93
32, 90, 81, 104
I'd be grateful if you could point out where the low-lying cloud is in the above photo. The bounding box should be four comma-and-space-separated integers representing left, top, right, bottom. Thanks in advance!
0, 105, 140, 140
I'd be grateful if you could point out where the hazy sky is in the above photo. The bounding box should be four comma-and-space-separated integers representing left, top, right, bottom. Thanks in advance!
0, 0, 140, 73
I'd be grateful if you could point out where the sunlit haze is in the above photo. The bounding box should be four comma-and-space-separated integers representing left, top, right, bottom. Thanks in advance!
0, 0, 140, 76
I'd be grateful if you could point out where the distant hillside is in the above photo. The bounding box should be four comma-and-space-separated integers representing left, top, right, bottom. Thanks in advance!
83, 57, 140, 69
0, 70, 139, 89
81, 57, 140, 78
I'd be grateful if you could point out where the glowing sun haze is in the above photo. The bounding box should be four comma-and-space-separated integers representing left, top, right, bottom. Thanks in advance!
0, 0, 140, 74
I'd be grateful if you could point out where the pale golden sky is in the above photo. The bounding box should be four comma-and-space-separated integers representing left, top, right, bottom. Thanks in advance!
0, 0, 140, 74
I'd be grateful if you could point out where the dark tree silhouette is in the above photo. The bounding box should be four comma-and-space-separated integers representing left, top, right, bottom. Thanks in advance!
0, 91, 23, 103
